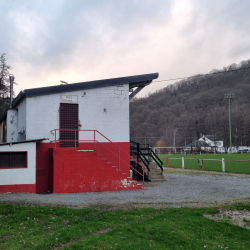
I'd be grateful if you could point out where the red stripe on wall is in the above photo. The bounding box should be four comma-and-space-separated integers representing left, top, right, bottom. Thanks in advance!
0, 184, 36, 193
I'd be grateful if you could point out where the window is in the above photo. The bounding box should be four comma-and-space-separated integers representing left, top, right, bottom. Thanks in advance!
0, 152, 27, 169
59, 103, 79, 147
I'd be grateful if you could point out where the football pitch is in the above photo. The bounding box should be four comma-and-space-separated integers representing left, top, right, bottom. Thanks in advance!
159, 153, 250, 174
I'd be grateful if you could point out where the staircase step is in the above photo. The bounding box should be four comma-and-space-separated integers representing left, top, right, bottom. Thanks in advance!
94, 152, 145, 191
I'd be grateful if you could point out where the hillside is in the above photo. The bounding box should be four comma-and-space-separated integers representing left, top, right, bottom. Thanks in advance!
129, 59, 250, 148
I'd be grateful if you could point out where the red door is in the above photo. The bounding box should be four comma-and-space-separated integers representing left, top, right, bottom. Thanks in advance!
59, 103, 79, 147
36, 144, 54, 193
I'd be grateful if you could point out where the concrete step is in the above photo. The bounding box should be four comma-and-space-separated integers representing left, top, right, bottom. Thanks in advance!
148, 162, 165, 182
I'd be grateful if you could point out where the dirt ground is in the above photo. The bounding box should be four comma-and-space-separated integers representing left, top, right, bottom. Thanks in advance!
1, 169, 250, 212
205, 209, 250, 230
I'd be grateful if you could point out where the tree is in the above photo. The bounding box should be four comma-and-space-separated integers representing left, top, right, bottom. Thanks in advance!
0, 54, 12, 96
0, 53, 13, 113
130, 58, 250, 148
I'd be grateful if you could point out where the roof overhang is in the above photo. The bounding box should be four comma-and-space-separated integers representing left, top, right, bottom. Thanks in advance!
0, 73, 159, 122
0, 138, 49, 146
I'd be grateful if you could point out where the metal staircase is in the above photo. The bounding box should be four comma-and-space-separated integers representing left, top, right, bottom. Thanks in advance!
130, 141, 164, 181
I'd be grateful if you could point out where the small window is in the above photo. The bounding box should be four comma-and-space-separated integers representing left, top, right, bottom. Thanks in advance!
0, 152, 27, 169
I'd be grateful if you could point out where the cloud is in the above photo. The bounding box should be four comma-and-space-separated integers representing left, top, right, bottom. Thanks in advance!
140, 0, 250, 97
1, 0, 250, 97
1, 0, 173, 91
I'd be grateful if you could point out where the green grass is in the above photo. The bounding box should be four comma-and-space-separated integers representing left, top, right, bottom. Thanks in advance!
243, 218, 250, 228
1, 203, 250, 249
159, 153, 250, 174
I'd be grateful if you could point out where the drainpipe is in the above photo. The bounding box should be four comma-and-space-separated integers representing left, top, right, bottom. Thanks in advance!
9, 75, 15, 108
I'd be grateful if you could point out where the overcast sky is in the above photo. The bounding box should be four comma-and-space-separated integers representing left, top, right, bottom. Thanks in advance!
1, 0, 250, 97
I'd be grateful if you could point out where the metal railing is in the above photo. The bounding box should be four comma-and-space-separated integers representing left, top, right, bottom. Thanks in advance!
130, 141, 163, 173
50, 129, 147, 189
150, 148, 163, 172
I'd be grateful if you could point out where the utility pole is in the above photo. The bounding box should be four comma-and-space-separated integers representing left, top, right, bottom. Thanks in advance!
224, 94, 234, 154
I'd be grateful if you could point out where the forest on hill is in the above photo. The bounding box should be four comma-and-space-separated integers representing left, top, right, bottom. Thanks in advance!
130, 59, 250, 148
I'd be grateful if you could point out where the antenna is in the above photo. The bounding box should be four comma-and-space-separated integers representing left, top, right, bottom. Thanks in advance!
60, 81, 68, 85
9, 75, 15, 108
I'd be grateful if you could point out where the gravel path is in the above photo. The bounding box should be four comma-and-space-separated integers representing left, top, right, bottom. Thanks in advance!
1, 172, 250, 209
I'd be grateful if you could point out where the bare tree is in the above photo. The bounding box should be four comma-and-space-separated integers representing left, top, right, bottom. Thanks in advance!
130, 59, 250, 147
0, 53, 14, 113
0, 54, 12, 96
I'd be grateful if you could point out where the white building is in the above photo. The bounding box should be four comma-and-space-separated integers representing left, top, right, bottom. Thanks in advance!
198, 135, 223, 151
0, 73, 158, 193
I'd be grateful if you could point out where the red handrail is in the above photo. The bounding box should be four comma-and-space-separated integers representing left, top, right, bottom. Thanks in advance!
95, 141, 145, 182
95, 130, 147, 173
50, 129, 146, 189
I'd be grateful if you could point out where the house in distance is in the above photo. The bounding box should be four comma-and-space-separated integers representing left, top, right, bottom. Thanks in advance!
0, 73, 158, 193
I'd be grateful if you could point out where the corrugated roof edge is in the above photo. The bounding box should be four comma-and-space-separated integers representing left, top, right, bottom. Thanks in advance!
0, 72, 158, 122
0, 138, 49, 146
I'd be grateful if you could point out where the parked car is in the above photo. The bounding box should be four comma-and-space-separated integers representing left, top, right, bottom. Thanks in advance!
216, 147, 226, 153
238, 146, 249, 153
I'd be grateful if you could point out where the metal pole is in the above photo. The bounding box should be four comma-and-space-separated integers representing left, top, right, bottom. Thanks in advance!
9, 75, 14, 108
55, 130, 57, 148
229, 98, 232, 154
222, 158, 225, 172
224, 94, 234, 154
143, 167, 145, 189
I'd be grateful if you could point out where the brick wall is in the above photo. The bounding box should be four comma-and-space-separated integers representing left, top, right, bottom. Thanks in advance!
25, 84, 129, 143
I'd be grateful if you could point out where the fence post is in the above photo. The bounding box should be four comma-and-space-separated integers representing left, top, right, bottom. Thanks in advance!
222, 158, 225, 172
143, 167, 145, 189
201, 157, 203, 170
182, 157, 185, 169
167, 156, 169, 168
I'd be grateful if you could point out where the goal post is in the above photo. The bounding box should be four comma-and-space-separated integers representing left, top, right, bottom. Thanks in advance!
152, 147, 189, 155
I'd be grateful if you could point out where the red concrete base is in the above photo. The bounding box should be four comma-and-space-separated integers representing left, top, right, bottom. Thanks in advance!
0, 184, 36, 193
52, 148, 142, 193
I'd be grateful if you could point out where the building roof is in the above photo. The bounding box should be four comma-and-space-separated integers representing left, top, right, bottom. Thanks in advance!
0, 73, 158, 121
186, 140, 211, 148
0, 138, 48, 146
203, 135, 222, 141
13, 73, 158, 106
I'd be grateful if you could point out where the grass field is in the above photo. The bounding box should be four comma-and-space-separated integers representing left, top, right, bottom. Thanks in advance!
159, 153, 250, 174
0, 203, 250, 250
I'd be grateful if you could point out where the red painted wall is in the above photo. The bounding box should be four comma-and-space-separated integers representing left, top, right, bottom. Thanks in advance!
36, 142, 131, 193
0, 184, 36, 193
52, 144, 134, 193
